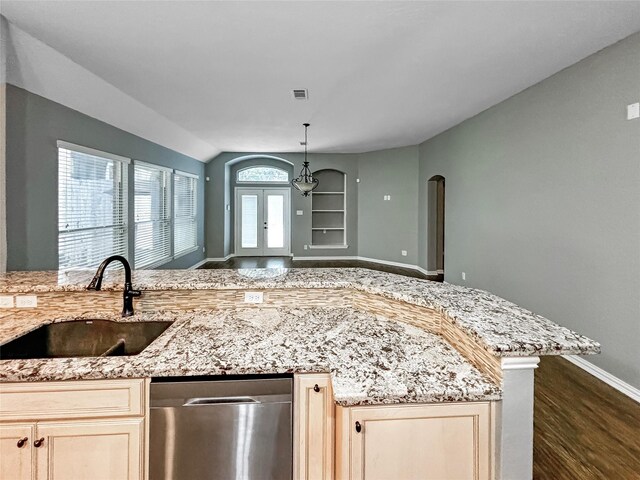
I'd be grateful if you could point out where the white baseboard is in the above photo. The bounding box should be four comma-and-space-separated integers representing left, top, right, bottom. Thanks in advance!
188, 259, 209, 270
563, 355, 640, 403
292, 255, 359, 261
189, 254, 234, 269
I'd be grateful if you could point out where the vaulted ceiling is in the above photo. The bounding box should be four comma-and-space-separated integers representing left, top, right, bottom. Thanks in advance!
2, 1, 640, 161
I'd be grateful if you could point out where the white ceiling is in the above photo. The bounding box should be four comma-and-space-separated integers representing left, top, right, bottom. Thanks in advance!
2, 1, 640, 161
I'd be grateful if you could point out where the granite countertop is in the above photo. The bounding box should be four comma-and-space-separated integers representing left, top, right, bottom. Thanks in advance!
0, 268, 600, 357
0, 307, 501, 406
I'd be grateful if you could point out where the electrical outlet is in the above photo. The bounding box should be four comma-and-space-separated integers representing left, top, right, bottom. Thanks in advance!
0, 296, 14, 308
244, 292, 263, 304
304, 245, 308, 250
627, 102, 639, 120
15, 295, 38, 308
401, 250, 407, 256
461, 272, 466, 281
202, 247, 205, 253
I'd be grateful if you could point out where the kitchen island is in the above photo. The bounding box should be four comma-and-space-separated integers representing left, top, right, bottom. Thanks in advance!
0, 268, 599, 479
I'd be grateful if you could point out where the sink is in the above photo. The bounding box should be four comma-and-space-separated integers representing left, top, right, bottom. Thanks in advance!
0, 319, 174, 360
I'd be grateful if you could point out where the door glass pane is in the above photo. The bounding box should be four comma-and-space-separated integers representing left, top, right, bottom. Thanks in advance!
267, 194, 284, 249
241, 195, 258, 248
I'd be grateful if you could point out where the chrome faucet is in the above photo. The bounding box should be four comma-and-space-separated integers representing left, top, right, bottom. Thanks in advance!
87, 255, 142, 317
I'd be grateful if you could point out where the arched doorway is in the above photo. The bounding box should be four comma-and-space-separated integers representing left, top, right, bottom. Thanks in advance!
427, 175, 445, 278
230, 159, 293, 257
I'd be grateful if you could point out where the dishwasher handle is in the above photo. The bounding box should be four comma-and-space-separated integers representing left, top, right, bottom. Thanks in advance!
183, 396, 259, 406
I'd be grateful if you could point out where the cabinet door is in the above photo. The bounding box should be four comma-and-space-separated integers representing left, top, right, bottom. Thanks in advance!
0, 423, 36, 480
35, 418, 144, 480
294, 373, 335, 480
338, 402, 491, 480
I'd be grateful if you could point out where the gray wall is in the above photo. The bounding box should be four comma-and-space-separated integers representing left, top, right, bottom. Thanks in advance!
205, 152, 359, 258
6, 84, 206, 271
357, 146, 420, 264
418, 33, 640, 388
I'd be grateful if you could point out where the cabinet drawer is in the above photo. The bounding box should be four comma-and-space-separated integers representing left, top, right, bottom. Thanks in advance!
0, 379, 145, 421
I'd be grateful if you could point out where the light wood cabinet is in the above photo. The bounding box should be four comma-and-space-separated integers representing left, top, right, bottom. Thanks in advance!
294, 373, 335, 480
1, 423, 36, 480
336, 402, 492, 480
35, 419, 143, 480
0, 379, 146, 480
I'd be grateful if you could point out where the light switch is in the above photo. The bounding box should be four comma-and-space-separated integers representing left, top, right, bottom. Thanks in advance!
244, 292, 263, 304
15, 295, 38, 308
296, 210, 304, 216
401, 250, 407, 256
627, 102, 639, 120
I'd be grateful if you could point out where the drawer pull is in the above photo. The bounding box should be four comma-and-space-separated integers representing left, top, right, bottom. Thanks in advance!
33, 437, 44, 448
355, 421, 362, 433
17, 437, 28, 448
313, 384, 320, 393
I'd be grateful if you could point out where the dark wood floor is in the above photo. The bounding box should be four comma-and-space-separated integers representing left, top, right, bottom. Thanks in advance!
201, 256, 638, 478
534, 356, 640, 480
199, 256, 444, 281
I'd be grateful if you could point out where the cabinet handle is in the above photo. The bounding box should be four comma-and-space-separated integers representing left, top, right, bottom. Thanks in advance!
355, 421, 362, 433
17, 437, 28, 448
313, 384, 320, 392
33, 438, 44, 448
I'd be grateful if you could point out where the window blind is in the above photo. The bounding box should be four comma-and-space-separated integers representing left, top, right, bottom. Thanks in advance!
174, 171, 198, 256
58, 144, 129, 270
134, 162, 172, 268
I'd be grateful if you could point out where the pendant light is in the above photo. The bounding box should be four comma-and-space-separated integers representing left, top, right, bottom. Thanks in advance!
292, 123, 319, 196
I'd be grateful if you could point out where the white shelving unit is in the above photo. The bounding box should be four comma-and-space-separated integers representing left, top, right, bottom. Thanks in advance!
311, 170, 347, 247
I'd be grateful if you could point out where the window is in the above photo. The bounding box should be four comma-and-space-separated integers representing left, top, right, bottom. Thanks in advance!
237, 166, 288, 183
174, 171, 198, 256
134, 162, 171, 268
58, 142, 129, 270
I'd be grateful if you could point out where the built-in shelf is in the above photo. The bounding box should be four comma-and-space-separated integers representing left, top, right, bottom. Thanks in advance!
311, 169, 347, 247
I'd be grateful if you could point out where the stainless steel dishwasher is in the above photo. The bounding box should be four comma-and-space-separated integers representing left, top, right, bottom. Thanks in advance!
149, 376, 292, 480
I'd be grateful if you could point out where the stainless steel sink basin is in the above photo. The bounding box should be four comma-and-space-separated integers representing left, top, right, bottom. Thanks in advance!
0, 319, 174, 360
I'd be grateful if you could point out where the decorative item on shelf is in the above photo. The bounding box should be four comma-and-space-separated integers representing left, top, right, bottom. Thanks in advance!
292, 123, 319, 196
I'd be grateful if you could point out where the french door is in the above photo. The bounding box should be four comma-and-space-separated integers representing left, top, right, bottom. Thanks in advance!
235, 188, 290, 256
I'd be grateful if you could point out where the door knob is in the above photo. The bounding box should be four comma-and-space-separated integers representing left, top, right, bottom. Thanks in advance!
33, 437, 44, 448
17, 437, 28, 448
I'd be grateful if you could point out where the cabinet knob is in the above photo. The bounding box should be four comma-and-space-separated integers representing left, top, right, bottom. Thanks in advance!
355, 421, 362, 433
313, 384, 320, 392
33, 438, 44, 448
17, 437, 28, 448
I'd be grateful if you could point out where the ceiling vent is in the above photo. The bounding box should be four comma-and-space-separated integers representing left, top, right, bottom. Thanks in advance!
293, 89, 308, 100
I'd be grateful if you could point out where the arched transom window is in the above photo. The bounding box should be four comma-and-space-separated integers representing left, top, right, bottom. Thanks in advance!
237, 166, 289, 183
